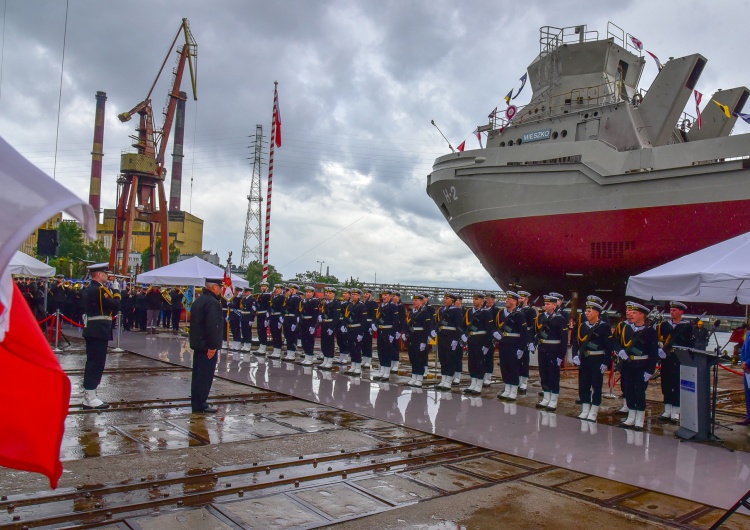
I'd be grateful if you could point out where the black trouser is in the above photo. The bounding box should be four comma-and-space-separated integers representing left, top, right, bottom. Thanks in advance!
270, 314, 283, 348
467, 336, 490, 379
377, 328, 396, 367
437, 332, 460, 376
578, 355, 606, 406
348, 327, 362, 363
162, 309, 171, 328
171, 308, 181, 330
660, 354, 681, 406
321, 324, 335, 358
137, 309, 147, 330
256, 313, 268, 346
498, 340, 522, 386
123, 308, 133, 330
83, 337, 108, 390
241, 316, 253, 344
283, 317, 298, 351
484, 342, 496, 375
362, 321, 374, 359
301, 321, 316, 355
621, 361, 649, 411
407, 334, 428, 376
520, 345, 530, 378
538, 344, 562, 393
336, 327, 348, 355
229, 318, 241, 344
191, 349, 218, 412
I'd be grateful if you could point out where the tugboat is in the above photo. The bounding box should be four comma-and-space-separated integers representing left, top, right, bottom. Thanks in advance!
427, 23, 750, 301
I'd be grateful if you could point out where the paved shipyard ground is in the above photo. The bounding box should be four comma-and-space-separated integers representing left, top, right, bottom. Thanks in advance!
2, 328, 750, 529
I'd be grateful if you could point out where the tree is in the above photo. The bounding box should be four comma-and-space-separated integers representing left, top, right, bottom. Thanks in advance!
245, 260, 283, 289
140, 238, 181, 272
85, 240, 110, 264
290, 270, 340, 286
44, 222, 88, 277
342, 276, 364, 289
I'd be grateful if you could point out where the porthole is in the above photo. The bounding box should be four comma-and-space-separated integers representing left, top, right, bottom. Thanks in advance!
552, 131, 559, 139
517, 139, 522, 145
593, 111, 599, 117
508, 140, 514, 146
584, 113, 589, 119
500, 141, 506, 147
561, 130, 568, 138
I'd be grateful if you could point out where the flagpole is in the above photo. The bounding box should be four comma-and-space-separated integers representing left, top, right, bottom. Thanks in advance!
262, 81, 279, 281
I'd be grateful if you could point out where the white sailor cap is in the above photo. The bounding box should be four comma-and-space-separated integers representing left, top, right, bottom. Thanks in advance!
670, 301, 687, 311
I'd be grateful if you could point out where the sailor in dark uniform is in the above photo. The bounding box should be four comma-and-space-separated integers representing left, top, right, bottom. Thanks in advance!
319, 287, 338, 370
618, 302, 659, 430
421, 292, 436, 378
433, 292, 465, 391
655, 301, 695, 423
362, 289, 378, 368
239, 287, 256, 352
283, 283, 302, 361
344, 288, 367, 375
614, 302, 636, 414
374, 289, 398, 381
483, 293, 501, 386
255, 280, 272, 354
572, 299, 614, 422
228, 286, 243, 350
405, 294, 432, 387
188, 277, 224, 413
391, 291, 407, 374
300, 286, 320, 366
532, 294, 569, 410
268, 284, 285, 358
494, 291, 529, 401
517, 290, 537, 395
335, 289, 351, 365
463, 293, 495, 395
81, 263, 121, 409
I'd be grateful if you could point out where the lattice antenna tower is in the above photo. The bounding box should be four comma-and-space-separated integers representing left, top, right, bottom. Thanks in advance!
240, 124, 266, 268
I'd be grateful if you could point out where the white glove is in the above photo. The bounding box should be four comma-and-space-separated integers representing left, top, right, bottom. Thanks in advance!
264, 320, 269, 328
277, 322, 282, 329
317, 315, 322, 323
644, 372, 652, 382
419, 343, 426, 351
618, 350, 628, 360
451, 340, 458, 350
357, 334, 363, 342
461, 334, 468, 343
372, 324, 377, 332
492, 331, 501, 341
327, 328, 334, 336
389, 334, 395, 343
340, 325, 347, 333
112, 280, 120, 290
280, 316, 284, 324
430, 330, 437, 338
516, 349, 524, 359
556, 357, 562, 367
573, 356, 580, 366
291, 324, 296, 331
309, 327, 315, 335
482, 346, 489, 354
600, 364, 607, 374
528, 343, 536, 353
396, 332, 401, 340
658, 348, 666, 359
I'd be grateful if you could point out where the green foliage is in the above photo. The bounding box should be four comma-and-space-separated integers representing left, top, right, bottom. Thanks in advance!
291, 270, 340, 286
140, 238, 181, 272
85, 239, 110, 264
245, 260, 283, 289
44, 222, 87, 277
342, 276, 364, 289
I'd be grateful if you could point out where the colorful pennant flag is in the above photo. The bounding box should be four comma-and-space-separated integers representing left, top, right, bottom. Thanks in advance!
488, 107, 497, 120
646, 50, 663, 72
630, 35, 643, 51
734, 111, 750, 125
504, 89, 513, 105
512, 73, 528, 100
473, 128, 483, 149
694, 90, 703, 130
457, 140, 466, 152
713, 100, 732, 119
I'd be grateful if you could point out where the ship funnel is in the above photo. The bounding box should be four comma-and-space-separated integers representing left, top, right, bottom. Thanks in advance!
89, 91, 107, 222
169, 90, 187, 212
637, 54, 707, 147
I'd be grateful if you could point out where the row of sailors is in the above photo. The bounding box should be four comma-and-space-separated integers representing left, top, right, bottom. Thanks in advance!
223, 283, 692, 432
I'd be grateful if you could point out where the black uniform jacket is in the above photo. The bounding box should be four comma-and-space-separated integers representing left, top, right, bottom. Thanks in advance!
189, 290, 223, 351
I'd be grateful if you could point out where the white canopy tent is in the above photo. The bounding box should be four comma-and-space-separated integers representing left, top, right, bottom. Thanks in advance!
9, 251, 55, 277
135, 256, 249, 288
626, 232, 750, 304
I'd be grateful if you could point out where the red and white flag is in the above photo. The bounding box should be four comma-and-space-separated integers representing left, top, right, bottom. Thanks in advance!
273, 86, 282, 148
694, 90, 703, 130
473, 128, 483, 149
646, 50, 663, 72
222, 261, 234, 301
456, 140, 466, 152
629, 35, 643, 51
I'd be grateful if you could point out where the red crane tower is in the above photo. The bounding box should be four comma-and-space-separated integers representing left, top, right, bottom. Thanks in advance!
110, 18, 197, 274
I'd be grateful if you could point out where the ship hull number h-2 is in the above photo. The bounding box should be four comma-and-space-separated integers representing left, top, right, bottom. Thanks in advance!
443, 186, 458, 203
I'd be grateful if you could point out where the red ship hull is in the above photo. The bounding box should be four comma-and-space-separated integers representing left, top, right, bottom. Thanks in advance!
460, 198, 750, 305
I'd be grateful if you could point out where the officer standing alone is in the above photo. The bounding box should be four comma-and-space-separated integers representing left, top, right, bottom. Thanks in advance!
189, 278, 224, 413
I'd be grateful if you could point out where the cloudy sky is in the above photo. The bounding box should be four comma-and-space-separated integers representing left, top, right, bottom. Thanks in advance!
2, 0, 749, 288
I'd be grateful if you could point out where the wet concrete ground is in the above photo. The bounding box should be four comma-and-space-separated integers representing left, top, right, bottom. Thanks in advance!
2, 328, 750, 528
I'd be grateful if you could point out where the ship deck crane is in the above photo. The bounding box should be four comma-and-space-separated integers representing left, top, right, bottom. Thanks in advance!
109, 18, 197, 274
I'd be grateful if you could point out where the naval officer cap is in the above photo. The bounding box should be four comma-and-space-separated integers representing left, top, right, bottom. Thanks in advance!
288, 283, 300, 290
670, 301, 687, 311
630, 302, 651, 314
260, 280, 269, 285
274, 283, 284, 289
380, 288, 392, 295
549, 292, 564, 301
412, 293, 424, 300
421, 292, 431, 299
243, 287, 253, 292
87, 262, 112, 274
517, 290, 531, 298
505, 291, 520, 300
473, 292, 486, 299
543, 294, 559, 303
486, 292, 496, 299
587, 295, 604, 304
364, 288, 372, 294
392, 291, 401, 297
342, 288, 351, 294
585, 300, 603, 312
205, 277, 224, 285
351, 288, 362, 295
443, 292, 458, 300
324, 286, 336, 293
305, 285, 315, 292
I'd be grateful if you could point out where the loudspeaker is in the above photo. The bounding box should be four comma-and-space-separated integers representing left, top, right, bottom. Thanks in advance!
37, 229, 59, 257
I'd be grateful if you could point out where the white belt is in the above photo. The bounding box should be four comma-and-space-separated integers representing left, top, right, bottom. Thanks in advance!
379, 325, 393, 329
271, 312, 282, 316
540, 339, 560, 344
322, 319, 333, 322
412, 327, 424, 331
629, 355, 648, 361
348, 324, 361, 328
503, 332, 520, 337
240, 311, 253, 315
440, 326, 457, 331
303, 316, 313, 319
470, 331, 487, 335
586, 350, 605, 355
87, 315, 112, 322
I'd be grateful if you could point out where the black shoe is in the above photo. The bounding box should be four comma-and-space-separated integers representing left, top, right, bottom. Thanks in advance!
518, 387, 527, 395
575, 399, 582, 404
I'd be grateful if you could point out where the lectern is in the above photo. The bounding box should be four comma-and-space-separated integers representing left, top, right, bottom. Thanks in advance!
672, 346, 719, 442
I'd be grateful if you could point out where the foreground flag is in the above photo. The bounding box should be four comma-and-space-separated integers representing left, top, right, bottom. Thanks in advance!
473, 127, 483, 149
273, 85, 282, 148
222, 260, 234, 301
713, 99, 732, 118
646, 50, 663, 72
457, 140, 466, 152
694, 90, 703, 130
0, 135, 95, 488
0, 270, 69, 489
734, 111, 750, 125
630, 35, 643, 51
512, 73, 528, 100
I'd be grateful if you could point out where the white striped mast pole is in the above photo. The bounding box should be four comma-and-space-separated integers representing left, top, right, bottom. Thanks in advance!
262, 81, 278, 281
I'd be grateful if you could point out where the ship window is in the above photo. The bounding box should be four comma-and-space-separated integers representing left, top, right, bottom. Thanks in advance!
561, 130, 568, 138
593, 111, 599, 117
552, 132, 559, 139
584, 113, 589, 119
508, 140, 514, 146
517, 139, 522, 145
590, 241, 636, 259
500, 141, 505, 147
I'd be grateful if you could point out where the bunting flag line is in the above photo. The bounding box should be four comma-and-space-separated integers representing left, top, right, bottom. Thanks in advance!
646, 50, 663, 72
734, 111, 750, 125
488, 107, 497, 120
629, 35, 643, 51
713, 99, 732, 119
504, 89, 513, 105
694, 90, 703, 130
512, 73, 528, 100
457, 140, 466, 152
473, 128, 483, 149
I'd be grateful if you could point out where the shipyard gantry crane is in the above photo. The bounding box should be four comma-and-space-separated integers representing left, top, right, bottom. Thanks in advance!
109, 18, 197, 274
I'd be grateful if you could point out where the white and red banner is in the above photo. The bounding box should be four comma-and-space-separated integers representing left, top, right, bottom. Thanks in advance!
694, 90, 703, 130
